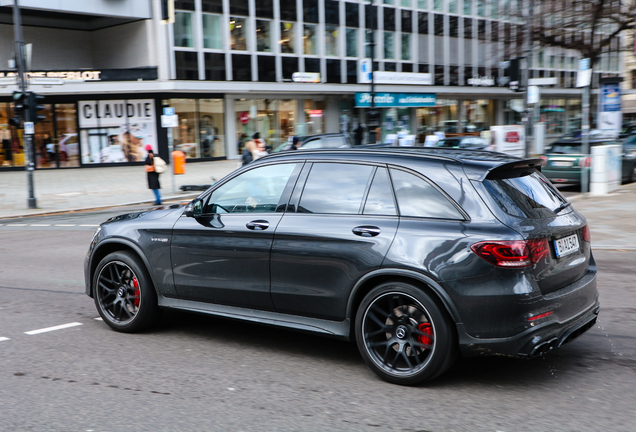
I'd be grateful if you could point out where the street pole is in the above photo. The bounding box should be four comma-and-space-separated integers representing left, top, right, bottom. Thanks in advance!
12, 0, 36, 209
368, 0, 377, 143
167, 126, 176, 194
523, 0, 533, 157
581, 83, 590, 194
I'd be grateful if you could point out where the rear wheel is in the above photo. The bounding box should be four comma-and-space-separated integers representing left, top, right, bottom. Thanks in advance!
630, 166, 636, 183
355, 282, 456, 385
93, 251, 158, 333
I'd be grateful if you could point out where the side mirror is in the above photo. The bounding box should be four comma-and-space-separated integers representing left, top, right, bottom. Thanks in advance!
185, 198, 203, 218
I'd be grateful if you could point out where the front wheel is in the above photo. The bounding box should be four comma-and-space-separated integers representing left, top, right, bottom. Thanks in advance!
93, 251, 158, 333
355, 282, 457, 385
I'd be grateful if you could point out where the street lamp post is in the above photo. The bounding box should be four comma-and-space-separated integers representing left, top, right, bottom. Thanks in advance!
367, 0, 377, 143
12, 0, 37, 209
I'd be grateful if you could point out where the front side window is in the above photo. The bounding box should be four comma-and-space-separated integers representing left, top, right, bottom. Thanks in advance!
390, 169, 464, 219
205, 163, 297, 214
298, 163, 374, 214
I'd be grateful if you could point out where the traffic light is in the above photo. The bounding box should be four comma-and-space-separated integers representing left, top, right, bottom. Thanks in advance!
9, 91, 27, 127
499, 58, 523, 91
29, 92, 46, 124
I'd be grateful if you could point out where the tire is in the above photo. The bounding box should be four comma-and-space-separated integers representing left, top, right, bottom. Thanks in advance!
93, 251, 158, 333
355, 282, 457, 385
630, 166, 636, 184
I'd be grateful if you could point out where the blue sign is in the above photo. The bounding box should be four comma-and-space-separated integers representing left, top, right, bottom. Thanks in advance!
355, 93, 437, 108
163, 107, 175, 116
601, 83, 621, 112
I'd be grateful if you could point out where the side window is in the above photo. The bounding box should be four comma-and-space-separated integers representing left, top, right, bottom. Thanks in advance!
390, 169, 464, 219
298, 163, 374, 214
205, 163, 296, 213
324, 136, 346, 148
301, 139, 322, 149
363, 167, 397, 215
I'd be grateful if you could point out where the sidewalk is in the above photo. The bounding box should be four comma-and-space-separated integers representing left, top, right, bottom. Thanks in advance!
1, 160, 635, 250
0, 159, 239, 219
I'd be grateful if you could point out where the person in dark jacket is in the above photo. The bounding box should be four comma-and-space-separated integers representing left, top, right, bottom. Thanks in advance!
145, 146, 162, 205
289, 136, 300, 150
242, 132, 260, 166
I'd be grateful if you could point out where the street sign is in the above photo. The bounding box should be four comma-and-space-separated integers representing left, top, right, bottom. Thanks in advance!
163, 107, 175, 116
29, 77, 64, 85
528, 86, 540, 104
291, 72, 320, 83
24, 121, 34, 135
577, 58, 592, 87
161, 114, 179, 128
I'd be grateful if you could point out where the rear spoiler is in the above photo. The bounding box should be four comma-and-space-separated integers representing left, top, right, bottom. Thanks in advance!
466, 158, 545, 181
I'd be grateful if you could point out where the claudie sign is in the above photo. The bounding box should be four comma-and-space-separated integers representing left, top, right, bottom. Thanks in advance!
355, 92, 437, 108
79, 100, 155, 128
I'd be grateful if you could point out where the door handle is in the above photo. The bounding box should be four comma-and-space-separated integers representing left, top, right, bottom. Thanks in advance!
246, 220, 270, 231
352, 226, 381, 237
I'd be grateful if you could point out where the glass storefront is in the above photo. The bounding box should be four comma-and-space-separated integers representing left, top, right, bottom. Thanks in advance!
416, 99, 458, 139
463, 99, 494, 132
166, 98, 226, 159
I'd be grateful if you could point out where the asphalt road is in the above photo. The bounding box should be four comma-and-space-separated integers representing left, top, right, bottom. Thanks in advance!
0, 207, 635, 432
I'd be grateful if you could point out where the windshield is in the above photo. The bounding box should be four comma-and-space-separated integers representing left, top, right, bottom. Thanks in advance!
435, 139, 461, 148
483, 169, 569, 219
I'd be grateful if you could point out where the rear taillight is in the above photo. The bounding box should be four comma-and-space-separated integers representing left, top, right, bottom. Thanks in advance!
471, 238, 550, 268
578, 157, 592, 168
538, 156, 547, 166
582, 225, 591, 242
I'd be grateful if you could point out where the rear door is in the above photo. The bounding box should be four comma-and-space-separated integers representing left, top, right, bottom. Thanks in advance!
270, 162, 399, 321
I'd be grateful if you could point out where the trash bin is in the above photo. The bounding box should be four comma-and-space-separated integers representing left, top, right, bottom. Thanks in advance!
172, 150, 185, 175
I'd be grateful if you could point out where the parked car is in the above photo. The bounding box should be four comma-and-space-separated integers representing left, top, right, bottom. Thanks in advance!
85, 148, 599, 385
541, 138, 636, 185
618, 124, 636, 139
434, 136, 489, 150
272, 133, 352, 152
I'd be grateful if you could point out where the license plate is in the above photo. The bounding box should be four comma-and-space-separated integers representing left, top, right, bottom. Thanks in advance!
554, 234, 580, 258
552, 161, 573, 167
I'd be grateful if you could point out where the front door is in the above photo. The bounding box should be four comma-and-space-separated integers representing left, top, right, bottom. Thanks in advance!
171, 162, 300, 310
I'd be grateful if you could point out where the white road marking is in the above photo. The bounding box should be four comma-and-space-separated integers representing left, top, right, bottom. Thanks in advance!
54, 224, 76, 227
7, 224, 27, 226
30, 224, 51, 227
94, 317, 103, 321
25, 322, 83, 335
80, 224, 99, 227
0, 337, 9, 342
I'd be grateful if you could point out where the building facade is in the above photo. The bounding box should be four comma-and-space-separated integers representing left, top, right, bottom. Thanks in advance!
0, 0, 623, 170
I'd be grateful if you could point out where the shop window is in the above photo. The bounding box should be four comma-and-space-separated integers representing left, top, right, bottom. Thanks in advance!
256, 0, 274, 19
201, 0, 222, 13
280, 22, 296, 54
232, 54, 252, 81
401, 10, 412, 33
304, 24, 317, 55
256, 20, 272, 52
304, 0, 319, 23
384, 32, 394, 60
325, 25, 339, 57
282, 57, 298, 80
280, 0, 297, 22
204, 53, 226, 80
199, 99, 225, 158
230, 0, 248, 16
175, 51, 199, 80
258, 56, 276, 82
346, 28, 358, 57
325, 0, 339, 25
203, 14, 222, 49
326, 59, 341, 83
346, 3, 359, 27
230, 17, 248, 51
175, 0, 194, 11
174, 11, 194, 48
384, 8, 395, 32
401, 33, 411, 61
418, 12, 428, 34
347, 60, 358, 84
305, 58, 320, 73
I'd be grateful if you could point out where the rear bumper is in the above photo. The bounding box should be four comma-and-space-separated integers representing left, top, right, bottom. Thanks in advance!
457, 271, 599, 358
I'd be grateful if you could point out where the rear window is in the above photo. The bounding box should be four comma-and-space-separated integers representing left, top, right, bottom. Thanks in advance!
483, 169, 568, 219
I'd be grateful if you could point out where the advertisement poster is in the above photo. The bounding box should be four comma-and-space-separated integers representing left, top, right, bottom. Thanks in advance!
78, 99, 157, 164
598, 82, 621, 137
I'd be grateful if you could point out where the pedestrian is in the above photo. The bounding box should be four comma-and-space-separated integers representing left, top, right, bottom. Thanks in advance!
242, 138, 255, 166
289, 136, 300, 150
144, 144, 162, 205
252, 138, 269, 160
354, 123, 364, 146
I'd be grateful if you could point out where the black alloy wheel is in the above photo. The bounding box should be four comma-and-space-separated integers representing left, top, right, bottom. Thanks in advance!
355, 282, 456, 385
93, 251, 158, 333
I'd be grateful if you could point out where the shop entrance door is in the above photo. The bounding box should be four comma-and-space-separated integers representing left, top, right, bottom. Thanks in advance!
36, 103, 79, 169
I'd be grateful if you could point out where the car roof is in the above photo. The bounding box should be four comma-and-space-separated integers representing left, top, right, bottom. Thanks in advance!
300, 133, 346, 140
255, 147, 541, 181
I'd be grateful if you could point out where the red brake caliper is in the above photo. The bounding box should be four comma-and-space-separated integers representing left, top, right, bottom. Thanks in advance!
132, 278, 140, 307
418, 323, 433, 346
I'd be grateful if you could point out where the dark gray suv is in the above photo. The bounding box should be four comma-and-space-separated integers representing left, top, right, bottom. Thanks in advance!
85, 148, 599, 385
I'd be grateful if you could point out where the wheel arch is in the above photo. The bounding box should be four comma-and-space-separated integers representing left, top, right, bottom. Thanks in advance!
88, 238, 154, 297
347, 269, 461, 335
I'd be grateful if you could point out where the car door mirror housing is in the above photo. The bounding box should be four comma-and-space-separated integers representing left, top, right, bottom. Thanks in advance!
185, 198, 203, 218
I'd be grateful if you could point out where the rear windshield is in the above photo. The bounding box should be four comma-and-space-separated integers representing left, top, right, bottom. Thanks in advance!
483, 168, 569, 219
